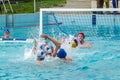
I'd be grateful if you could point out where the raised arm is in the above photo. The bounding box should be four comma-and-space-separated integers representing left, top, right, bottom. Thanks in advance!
31, 39, 38, 56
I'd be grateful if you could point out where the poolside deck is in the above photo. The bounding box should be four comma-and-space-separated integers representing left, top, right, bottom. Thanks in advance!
64, 0, 120, 8
64, 0, 91, 8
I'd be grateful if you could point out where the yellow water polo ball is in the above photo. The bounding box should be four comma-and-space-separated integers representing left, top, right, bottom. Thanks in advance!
71, 41, 77, 48
104, 0, 108, 2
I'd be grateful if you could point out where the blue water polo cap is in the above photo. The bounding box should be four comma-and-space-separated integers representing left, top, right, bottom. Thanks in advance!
57, 48, 67, 58
4, 29, 10, 33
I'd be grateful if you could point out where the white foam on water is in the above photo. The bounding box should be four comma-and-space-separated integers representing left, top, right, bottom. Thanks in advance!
23, 48, 33, 60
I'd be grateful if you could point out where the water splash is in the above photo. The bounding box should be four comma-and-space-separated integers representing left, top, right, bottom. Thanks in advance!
23, 48, 33, 60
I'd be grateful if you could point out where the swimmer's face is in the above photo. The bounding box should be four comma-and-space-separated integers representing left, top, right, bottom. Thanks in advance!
4, 31, 9, 35
77, 34, 84, 41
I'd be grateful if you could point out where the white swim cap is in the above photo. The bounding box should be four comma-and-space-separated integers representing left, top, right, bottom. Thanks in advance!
37, 50, 46, 58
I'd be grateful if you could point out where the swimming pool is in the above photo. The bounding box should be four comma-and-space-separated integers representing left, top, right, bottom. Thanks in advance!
0, 38, 120, 80
0, 13, 39, 38
0, 12, 120, 80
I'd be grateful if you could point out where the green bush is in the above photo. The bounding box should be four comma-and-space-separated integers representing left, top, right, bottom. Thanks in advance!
0, 0, 66, 14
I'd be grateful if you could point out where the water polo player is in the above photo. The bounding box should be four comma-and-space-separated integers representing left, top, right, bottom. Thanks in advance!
32, 34, 72, 62
71, 32, 92, 48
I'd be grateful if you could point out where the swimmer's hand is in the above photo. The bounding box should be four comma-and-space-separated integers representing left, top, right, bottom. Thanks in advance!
40, 34, 48, 39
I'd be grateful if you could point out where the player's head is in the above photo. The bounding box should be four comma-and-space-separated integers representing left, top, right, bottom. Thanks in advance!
77, 32, 85, 41
4, 29, 10, 34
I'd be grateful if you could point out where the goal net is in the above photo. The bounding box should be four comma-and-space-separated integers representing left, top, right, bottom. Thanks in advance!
40, 8, 120, 40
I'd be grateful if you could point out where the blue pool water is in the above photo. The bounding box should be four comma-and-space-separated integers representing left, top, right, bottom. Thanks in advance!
0, 13, 39, 38
0, 40, 120, 80
0, 13, 120, 80
0, 27, 39, 39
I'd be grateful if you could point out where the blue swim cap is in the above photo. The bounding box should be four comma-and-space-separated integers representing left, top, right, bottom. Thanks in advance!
4, 29, 10, 33
57, 48, 67, 58
37, 50, 46, 61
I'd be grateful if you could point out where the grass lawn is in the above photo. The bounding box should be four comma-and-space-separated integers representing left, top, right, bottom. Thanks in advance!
0, 0, 66, 14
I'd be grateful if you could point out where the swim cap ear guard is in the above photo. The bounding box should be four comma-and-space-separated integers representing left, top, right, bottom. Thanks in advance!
37, 50, 46, 60
44, 46, 52, 54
